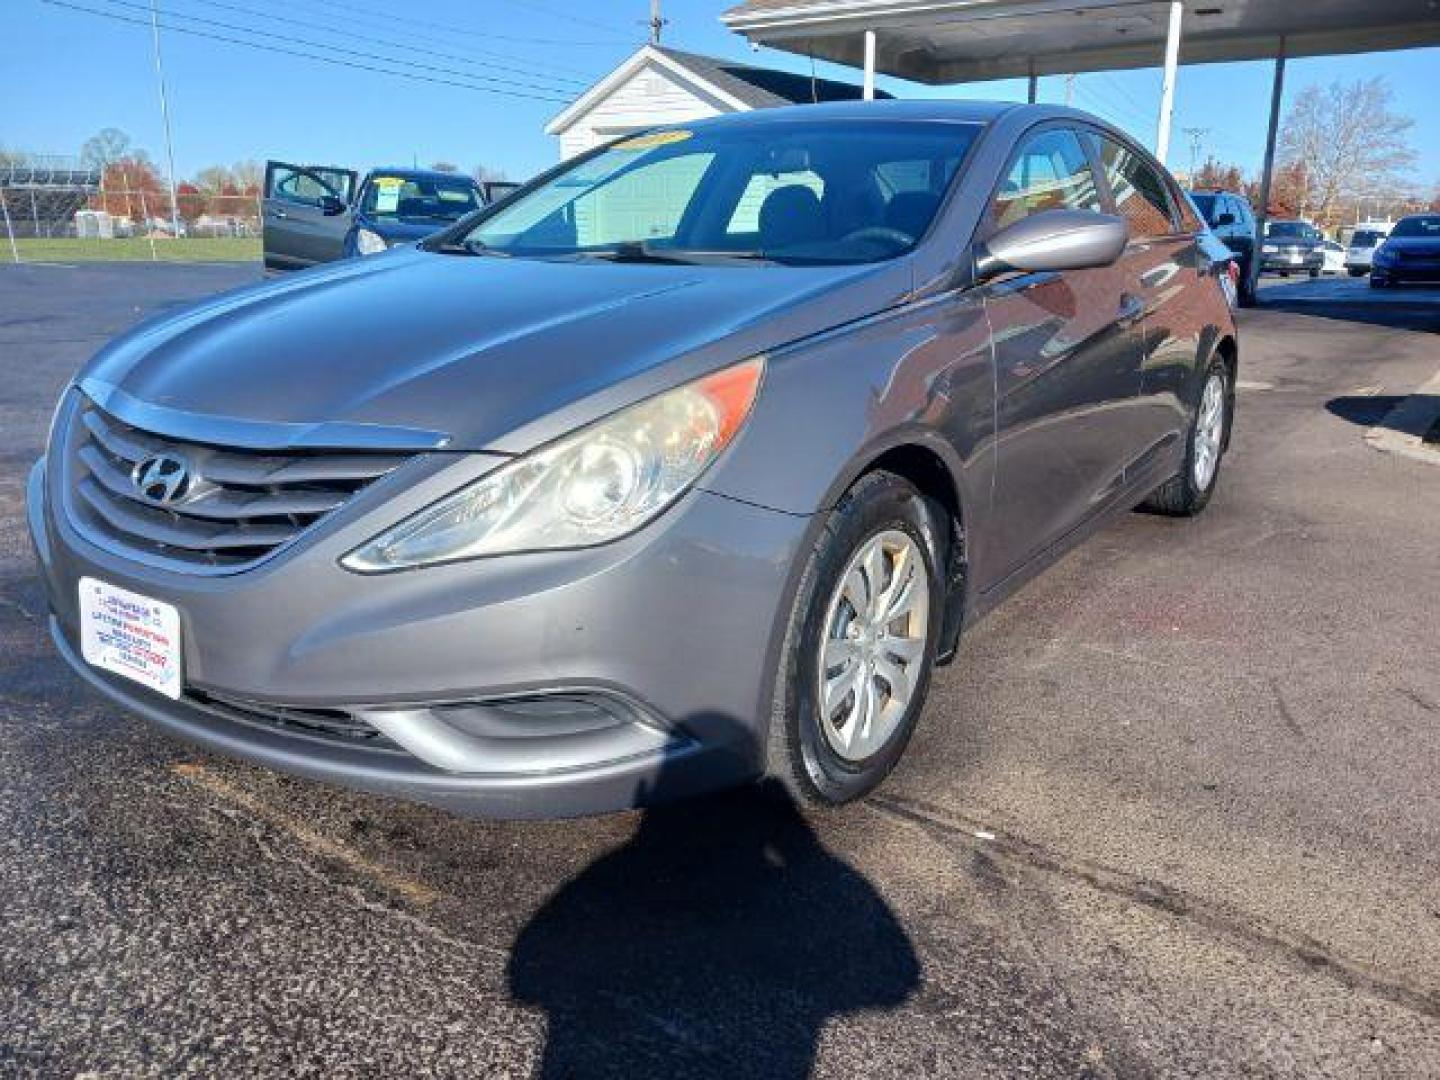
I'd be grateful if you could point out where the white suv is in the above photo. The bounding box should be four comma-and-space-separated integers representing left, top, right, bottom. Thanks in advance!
1345, 225, 1391, 277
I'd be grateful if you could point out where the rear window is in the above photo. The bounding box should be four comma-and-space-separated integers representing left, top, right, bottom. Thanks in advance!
1265, 221, 1318, 240
1350, 230, 1384, 246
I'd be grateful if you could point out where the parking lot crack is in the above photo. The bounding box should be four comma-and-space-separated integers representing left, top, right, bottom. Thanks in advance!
866, 793, 1440, 1022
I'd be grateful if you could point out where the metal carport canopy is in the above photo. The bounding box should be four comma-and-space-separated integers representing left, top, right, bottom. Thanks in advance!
720, 1, 1440, 84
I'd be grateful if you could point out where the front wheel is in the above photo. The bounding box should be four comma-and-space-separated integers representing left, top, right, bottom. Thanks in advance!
1143, 356, 1231, 516
767, 471, 945, 805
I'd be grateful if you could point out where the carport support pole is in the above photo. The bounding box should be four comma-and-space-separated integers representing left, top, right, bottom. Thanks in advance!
1027, 64, 1038, 104
1154, 0, 1182, 164
862, 30, 876, 100
1248, 37, 1287, 303
0, 190, 18, 263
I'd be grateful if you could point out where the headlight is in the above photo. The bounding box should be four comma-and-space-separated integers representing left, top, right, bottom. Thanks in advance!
355, 228, 388, 255
1261, 244, 1277, 254
342, 358, 765, 571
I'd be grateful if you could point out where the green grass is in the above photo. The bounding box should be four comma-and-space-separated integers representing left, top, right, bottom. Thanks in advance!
7, 237, 261, 263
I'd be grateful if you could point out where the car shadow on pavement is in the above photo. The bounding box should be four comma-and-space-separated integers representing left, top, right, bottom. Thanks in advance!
1326, 394, 1440, 442
507, 720, 920, 1080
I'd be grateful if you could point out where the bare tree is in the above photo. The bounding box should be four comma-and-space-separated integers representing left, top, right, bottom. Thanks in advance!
1278, 78, 1416, 230
429, 161, 459, 173
80, 128, 133, 173
472, 162, 509, 184
230, 160, 263, 194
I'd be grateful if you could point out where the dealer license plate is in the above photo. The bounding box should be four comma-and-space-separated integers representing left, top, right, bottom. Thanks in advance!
79, 577, 182, 700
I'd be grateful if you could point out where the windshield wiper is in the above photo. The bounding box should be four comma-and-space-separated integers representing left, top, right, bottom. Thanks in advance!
583, 241, 694, 264
431, 238, 506, 257
584, 242, 778, 266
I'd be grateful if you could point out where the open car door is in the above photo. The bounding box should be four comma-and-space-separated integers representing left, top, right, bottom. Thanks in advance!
262, 161, 359, 273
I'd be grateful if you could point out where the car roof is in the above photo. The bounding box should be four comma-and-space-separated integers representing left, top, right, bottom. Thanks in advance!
660, 98, 1023, 129
367, 167, 477, 182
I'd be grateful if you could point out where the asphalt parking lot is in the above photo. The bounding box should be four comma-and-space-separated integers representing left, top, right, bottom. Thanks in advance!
2, 263, 1438, 1078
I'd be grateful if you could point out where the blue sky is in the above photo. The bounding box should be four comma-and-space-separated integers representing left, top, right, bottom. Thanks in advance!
8, 0, 1440, 190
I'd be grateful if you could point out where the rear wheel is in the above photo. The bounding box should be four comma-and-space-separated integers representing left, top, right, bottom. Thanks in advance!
768, 471, 945, 805
1308, 267, 1321, 279
1144, 355, 1231, 516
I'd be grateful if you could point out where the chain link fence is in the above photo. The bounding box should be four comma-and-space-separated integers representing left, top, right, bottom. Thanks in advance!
2, 154, 261, 263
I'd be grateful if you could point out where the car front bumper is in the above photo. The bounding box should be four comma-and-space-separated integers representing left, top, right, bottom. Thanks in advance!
28, 441, 814, 818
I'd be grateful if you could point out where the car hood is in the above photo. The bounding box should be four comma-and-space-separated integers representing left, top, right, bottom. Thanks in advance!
364, 218, 458, 243
80, 247, 909, 453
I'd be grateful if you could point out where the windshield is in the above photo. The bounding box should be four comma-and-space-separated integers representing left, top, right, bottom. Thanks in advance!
1266, 221, 1318, 240
1389, 215, 1440, 238
456, 120, 982, 265
1189, 193, 1217, 222
362, 174, 481, 223
1350, 230, 1384, 246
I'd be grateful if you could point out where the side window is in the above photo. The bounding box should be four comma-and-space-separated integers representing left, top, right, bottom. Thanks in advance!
1174, 186, 1203, 233
1098, 138, 1177, 237
990, 128, 1102, 231
269, 166, 344, 208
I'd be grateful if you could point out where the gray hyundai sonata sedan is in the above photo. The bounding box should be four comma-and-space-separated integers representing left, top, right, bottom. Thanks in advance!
28, 101, 1237, 818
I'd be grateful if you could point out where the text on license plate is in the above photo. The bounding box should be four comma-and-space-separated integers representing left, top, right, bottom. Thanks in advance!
78, 577, 182, 700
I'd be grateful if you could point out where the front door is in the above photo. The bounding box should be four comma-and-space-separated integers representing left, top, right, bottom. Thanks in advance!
262, 161, 358, 272
978, 126, 1145, 588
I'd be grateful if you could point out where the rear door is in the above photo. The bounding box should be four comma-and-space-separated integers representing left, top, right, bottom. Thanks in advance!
262, 161, 359, 272
978, 125, 1145, 587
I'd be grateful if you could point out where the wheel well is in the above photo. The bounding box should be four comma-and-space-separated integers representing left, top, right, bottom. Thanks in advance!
862, 444, 967, 663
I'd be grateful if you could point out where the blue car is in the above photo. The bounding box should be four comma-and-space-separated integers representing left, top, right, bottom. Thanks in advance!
262, 162, 486, 273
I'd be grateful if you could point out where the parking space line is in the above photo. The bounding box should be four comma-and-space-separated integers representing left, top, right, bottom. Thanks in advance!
170, 761, 441, 906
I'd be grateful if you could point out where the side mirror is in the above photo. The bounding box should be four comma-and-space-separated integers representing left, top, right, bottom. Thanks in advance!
975, 209, 1130, 281
318, 194, 347, 217
1216, 212, 1236, 226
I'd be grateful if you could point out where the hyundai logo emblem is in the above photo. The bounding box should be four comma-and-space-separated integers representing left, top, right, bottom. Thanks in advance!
132, 452, 193, 504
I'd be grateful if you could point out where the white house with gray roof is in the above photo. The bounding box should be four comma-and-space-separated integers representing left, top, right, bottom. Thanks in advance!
545, 45, 885, 159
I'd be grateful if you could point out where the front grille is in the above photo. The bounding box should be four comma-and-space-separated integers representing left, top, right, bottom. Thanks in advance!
66, 399, 411, 571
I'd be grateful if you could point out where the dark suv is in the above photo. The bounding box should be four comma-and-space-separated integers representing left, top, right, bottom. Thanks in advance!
1260, 220, 1324, 278
1189, 190, 1257, 303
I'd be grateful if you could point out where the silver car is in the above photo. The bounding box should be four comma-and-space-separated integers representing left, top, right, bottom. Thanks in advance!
28, 102, 1238, 818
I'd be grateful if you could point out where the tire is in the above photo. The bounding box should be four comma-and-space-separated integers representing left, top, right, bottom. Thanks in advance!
1279, 271, 1290, 278
1308, 268, 1321, 279
1370, 276, 1388, 289
1348, 268, 1364, 278
1144, 355, 1232, 517
767, 470, 946, 806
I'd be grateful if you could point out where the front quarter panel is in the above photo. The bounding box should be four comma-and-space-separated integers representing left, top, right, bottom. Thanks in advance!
700, 289, 996, 572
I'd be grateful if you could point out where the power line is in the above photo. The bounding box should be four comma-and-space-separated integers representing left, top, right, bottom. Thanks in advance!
39, 0, 574, 102
49, 0, 582, 98
312, 0, 632, 50
499, 0, 636, 37
170, 0, 597, 87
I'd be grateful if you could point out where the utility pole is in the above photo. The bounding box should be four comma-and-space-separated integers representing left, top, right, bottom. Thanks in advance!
648, 0, 667, 45
1064, 73, 1075, 107
148, 0, 183, 241
1182, 126, 1210, 184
